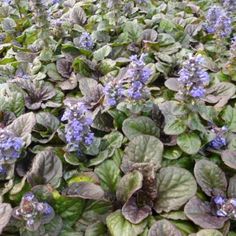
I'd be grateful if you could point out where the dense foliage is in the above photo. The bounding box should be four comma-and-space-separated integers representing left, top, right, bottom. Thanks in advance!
1, 0, 236, 235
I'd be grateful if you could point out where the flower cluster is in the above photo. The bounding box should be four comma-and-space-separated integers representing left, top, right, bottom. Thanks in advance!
204, 6, 232, 38
222, 0, 236, 11
0, 128, 23, 164
77, 32, 94, 50
127, 54, 152, 100
61, 100, 94, 152
104, 54, 151, 106
178, 55, 210, 98
212, 195, 236, 219
13, 192, 54, 231
210, 126, 227, 149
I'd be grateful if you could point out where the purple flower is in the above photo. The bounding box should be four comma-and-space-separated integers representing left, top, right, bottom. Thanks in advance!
13, 192, 55, 231
52, 0, 60, 4
190, 87, 206, 98
104, 54, 151, 107
210, 126, 227, 149
2, 0, 12, 4
213, 195, 227, 205
204, 6, 232, 38
62, 100, 94, 152
222, 0, 236, 11
178, 55, 210, 99
77, 32, 94, 50
0, 129, 23, 164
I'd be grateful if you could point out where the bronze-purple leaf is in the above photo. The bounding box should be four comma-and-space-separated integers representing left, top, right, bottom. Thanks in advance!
221, 150, 236, 170
184, 197, 228, 229
63, 182, 105, 200
122, 196, 151, 224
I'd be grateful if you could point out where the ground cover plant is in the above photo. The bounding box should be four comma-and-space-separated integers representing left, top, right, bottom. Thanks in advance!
1, 0, 236, 235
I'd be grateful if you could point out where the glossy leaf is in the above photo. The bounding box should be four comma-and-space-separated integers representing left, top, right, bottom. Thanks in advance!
194, 160, 227, 196
121, 135, 163, 173
148, 219, 182, 236
154, 167, 197, 213
122, 117, 160, 140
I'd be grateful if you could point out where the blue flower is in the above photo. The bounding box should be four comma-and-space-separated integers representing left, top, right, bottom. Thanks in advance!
178, 55, 210, 99
213, 195, 226, 205
62, 100, 94, 152
0, 129, 23, 163
104, 54, 151, 107
222, 0, 236, 11
78, 32, 94, 50
204, 6, 232, 38
52, 0, 60, 4
13, 192, 55, 231
190, 87, 206, 98
210, 126, 227, 149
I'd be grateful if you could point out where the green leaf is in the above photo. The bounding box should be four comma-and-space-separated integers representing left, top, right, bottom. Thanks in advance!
101, 131, 123, 154
159, 101, 187, 122
0, 203, 12, 234
160, 211, 188, 220
159, 18, 176, 32
177, 133, 201, 155
116, 170, 143, 203
222, 106, 236, 132
34, 112, 60, 143
148, 219, 182, 236
221, 150, 236, 170
54, 194, 85, 226
44, 215, 63, 236
93, 45, 112, 61
158, 33, 175, 46
72, 57, 92, 77
81, 200, 112, 223
164, 119, 187, 135
106, 210, 147, 236
163, 147, 182, 160
88, 150, 109, 167
154, 167, 197, 213
7, 112, 36, 146
95, 160, 121, 193
184, 197, 228, 229
124, 20, 143, 42
122, 116, 160, 140
187, 113, 206, 132
227, 175, 236, 198
121, 135, 163, 173
27, 149, 63, 188
0, 85, 25, 116
196, 103, 217, 121
195, 229, 223, 236
85, 222, 107, 236
194, 160, 227, 196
